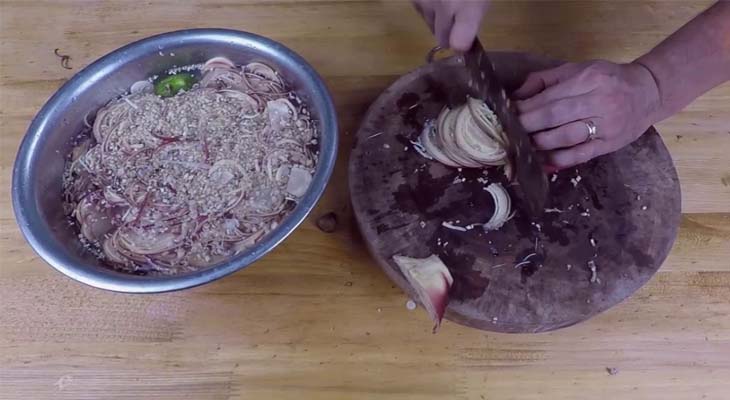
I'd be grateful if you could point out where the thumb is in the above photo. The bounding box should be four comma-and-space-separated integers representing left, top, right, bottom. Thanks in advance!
512, 63, 579, 100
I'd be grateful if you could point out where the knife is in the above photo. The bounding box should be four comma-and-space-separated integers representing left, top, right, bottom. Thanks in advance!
461, 39, 548, 216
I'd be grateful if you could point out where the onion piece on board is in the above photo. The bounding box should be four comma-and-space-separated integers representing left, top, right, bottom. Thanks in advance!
467, 97, 506, 146
453, 106, 506, 165
419, 119, 460, 167
422, 99, 511, 173
436, 107, 481, 168
503, 162, 514, 182
392, 254, 454, 333
483, 182, 512, 231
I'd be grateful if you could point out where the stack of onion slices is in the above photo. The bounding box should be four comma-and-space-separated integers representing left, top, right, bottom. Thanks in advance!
419, 97, 508, 169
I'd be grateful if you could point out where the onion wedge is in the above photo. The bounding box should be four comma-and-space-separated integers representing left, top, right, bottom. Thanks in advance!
392, 254, 454, 333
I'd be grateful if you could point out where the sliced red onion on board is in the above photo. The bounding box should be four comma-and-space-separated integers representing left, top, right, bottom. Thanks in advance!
418, 99, 513, 179
419, 120, 460, 167
467, 97, 507, 146
437, 107, 482, 168
456, 105, 506, 162
392, 254, 454, 333
483, 183, 512, 231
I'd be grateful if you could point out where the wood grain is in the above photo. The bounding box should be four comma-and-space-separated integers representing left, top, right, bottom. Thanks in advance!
1, 1, 729, 399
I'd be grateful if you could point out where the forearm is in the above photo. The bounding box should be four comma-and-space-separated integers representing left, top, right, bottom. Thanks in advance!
635, 1, 730, 123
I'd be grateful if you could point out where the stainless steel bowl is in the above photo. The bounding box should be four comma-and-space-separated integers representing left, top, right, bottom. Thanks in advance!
12, 29, 338, 293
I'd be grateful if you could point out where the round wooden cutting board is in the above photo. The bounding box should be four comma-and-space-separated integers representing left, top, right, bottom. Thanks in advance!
349, 52, 681, 333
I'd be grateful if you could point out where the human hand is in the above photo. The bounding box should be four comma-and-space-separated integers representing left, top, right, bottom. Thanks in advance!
412, 0, 490, 51
513, 61, 661, 171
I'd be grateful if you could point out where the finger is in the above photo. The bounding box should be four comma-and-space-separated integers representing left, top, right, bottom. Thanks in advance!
543, 139, 605, 170
450, 8, 482, 51
531, 120, 596, 151
512, 63, 581, 100
434, 11, 455, 48
517, 74, 596, 114
519, 95, 594, 132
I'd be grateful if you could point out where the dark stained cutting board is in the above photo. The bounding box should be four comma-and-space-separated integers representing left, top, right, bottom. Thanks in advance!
349, 52, 681, 333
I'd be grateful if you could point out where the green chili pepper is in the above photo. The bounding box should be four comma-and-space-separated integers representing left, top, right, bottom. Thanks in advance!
154, 73, 196, 97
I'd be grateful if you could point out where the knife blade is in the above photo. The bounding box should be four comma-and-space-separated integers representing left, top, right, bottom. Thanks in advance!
462, 39, 548, 216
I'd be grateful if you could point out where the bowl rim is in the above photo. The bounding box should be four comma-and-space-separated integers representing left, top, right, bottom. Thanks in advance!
12, 28, 338, 293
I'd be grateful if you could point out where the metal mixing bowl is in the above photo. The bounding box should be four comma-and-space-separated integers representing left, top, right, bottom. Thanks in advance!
12, 29, 338, 293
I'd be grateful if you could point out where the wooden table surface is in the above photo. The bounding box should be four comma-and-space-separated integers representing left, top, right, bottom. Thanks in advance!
1, 1, 729, 399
